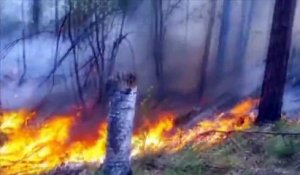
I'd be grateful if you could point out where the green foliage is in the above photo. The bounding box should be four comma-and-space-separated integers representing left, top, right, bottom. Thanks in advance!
265, 120, 300, 159
162, 147, 203, 175
283, 121, 300, 132
266, 136, 299, 158
164, 167, 202, 175
206, 136, 247, 169
272, 120, 289, 131
241, 170, 254, 175
132, 146, 204, 175
95, 169, 104, 175
272, 119, 300, 132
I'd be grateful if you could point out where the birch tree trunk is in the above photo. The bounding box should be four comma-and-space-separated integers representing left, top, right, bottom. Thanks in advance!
103, 73, 137, 175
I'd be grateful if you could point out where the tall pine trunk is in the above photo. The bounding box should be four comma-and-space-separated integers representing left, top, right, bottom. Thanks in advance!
256, 0, 297, 124
103, 74, 137, 175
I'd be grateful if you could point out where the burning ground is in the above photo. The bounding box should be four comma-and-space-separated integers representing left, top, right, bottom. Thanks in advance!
132, 120, 300, 175
0, 99, 258, 175
0, 99, 299, 175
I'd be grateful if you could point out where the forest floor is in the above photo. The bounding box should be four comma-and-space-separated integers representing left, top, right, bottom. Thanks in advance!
48, 119, 300, 175
131, 120, 300, 175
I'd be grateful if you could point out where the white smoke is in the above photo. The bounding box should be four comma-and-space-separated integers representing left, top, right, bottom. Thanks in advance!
0, 0, 300, 114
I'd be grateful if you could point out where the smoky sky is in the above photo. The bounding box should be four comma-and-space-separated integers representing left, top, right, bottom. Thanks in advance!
0, 0, 300, 115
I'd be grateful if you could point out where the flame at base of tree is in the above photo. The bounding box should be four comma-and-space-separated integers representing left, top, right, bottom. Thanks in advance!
0, 99, 258, 175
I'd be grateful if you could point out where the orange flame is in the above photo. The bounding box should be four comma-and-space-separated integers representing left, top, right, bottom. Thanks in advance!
0, 99, 258, 175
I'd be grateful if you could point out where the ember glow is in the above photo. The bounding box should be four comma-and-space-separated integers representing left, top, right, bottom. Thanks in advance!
0, 99, 258, 175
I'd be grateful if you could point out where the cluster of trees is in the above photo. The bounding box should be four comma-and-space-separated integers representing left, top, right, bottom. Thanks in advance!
63, 0, 297, 124
0, 0, 298, 174
103, 0, 297, 174
22, 0, 183, 105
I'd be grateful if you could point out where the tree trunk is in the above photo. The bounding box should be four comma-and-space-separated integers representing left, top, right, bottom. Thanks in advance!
235, 0, 255, 72
256, 0, 297, 124
152, 0, 165, 99
31, 0, 41, 33
19, 0, 27, 85
55, 0, 59, 34
103, 74, 137, 175
198, 0, 217, 99
68, 0, 85, 108
215, 0, 231, 81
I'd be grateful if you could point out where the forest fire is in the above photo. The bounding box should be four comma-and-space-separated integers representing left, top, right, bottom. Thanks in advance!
0, 99, 258, 175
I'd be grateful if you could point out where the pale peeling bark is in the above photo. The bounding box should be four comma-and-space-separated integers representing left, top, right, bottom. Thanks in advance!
103, 73, 137, 175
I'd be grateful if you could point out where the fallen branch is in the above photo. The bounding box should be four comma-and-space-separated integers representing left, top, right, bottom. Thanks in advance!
196, 130, 300, 136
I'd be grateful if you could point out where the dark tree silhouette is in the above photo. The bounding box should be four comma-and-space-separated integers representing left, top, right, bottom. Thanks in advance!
198, 0, 217, 98
256, 0, 297, 124
31, 0, 41, 33
152, 0, 165, 98
215, 0, 231, 81
151, 0, 182, 99
55, 0, 59, 33
235, 0, 255, 73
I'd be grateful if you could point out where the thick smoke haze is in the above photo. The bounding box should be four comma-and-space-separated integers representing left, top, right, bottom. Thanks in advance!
0, 0, 300, 116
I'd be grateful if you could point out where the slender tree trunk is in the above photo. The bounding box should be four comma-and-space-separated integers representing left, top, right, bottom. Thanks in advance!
31, 0, 41, 33
152, 0, 165, 99
215, 0, 231, 81
55, 0, 59, 34
184, 0, 189, 53
19, 0, 27, 85
256, 0, 297, 124
235, 0, 255, 72
198, 0, 217, 99
107, 12, 126, 77
103, 74, 137, 175
68, 0, 85, 108
98, 20, 106, 104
